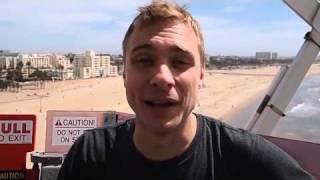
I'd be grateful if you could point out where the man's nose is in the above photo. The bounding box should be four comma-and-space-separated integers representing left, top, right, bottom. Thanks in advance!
150, 64, 175, 90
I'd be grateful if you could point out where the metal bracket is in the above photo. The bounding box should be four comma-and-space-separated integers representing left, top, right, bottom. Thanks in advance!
305, 31, 320, 48
31, 152, 65, 166
268, 104, 286, 117
312, 4, 320, 33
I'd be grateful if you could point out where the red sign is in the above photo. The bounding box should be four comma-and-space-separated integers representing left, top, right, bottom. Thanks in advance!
0, 115, 36, 171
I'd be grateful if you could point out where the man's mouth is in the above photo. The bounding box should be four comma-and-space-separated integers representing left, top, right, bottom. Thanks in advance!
144, 99, 179, 107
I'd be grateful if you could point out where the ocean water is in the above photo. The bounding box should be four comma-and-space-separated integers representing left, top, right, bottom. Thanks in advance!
227, 74, 320, 144
273, 75, 320, 144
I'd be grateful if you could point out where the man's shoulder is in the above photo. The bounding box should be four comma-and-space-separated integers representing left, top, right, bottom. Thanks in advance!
69, 119, 133, 155
82, 119, 134, 143
62, 119, 133, 165
58, 120, 134, 179
196, 113, 263, 154
196, 114, 313, 179
196, 113, 253, 139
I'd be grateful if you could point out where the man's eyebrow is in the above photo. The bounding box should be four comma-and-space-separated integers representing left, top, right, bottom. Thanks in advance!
131, 44, 154, 53
169, 46, 191, 55
131, 43, 193, 56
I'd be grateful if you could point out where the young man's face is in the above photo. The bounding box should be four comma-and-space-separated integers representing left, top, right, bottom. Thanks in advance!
124, 20, 204, 133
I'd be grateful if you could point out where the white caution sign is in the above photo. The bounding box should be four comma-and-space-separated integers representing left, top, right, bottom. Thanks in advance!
52, 116, 97, 145
0, 121, 33, 144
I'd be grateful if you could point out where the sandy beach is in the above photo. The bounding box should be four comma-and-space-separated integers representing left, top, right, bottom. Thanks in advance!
1, 64, 320, 168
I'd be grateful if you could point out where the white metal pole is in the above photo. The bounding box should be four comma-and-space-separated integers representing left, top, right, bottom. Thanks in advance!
246, 65, 288, 131
252, 30, 320, 135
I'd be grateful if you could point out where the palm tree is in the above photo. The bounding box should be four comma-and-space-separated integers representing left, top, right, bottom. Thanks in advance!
26, 61, 31, 79
0, 65, 3, 79
66, 53, 75, 63
58, 64, 64, 80
15, 61, 23, 82
16, 61, 23, 70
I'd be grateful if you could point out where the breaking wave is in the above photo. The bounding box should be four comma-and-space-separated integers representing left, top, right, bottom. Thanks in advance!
273, 75, 320, 143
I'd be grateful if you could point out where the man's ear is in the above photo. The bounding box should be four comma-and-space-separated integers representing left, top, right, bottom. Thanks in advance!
200, 66, 205, 80
123, 57, 127, 88
199, 66, 205, 89
123, 54, 129, 88
123, 72, 127, 88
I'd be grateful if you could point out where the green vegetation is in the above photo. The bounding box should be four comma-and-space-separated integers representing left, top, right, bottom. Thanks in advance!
29, 68, 52, 80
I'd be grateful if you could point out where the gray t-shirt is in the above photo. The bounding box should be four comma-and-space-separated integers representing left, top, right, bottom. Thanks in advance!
57, 114, 314, 180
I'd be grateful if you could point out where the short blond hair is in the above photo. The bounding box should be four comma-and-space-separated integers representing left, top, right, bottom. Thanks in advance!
122, 0, 205, 66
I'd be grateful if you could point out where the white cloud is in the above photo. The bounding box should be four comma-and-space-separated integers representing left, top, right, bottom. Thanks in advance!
1, 0, 152, 22
2, 1, 142, 38
196, 15, 309, 56
1, 0, 311, 56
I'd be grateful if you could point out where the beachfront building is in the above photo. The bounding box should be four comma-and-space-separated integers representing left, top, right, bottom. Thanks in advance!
51, 54, 74, 80
111, 55, 123, 75
0, 51, 19, 69
51, 54, 72, 69
19, 54, 52, 69
109, 65, 118, 76
256, 52, 278, 60
73, 50, 117, 79
79, 67, 92, 79
272, 52, 278, 60
18, 54, 52, 79
0, 51, 20, 80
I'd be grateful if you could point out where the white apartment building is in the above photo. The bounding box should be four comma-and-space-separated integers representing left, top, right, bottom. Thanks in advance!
0, 53, 18, 69
51, 54, 74, 80
20, 54, 52, 69
271, 52, 278, 60
79, 67, 92, 79
256, 52, 278, 60
51, 54, 71, 69
73, 50, 117, 79
109, 65, 118, 76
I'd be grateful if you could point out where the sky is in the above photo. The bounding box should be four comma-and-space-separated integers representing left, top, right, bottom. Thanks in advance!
0, 0, 312, 56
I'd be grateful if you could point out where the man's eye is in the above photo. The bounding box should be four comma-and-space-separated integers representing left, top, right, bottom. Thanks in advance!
172, 57, 190, 67
174, 59, 188, 65
138, 58, 151, 63
132, 57, 153, 66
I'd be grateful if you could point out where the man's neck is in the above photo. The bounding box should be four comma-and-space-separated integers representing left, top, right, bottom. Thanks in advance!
133, 113, 197, 161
